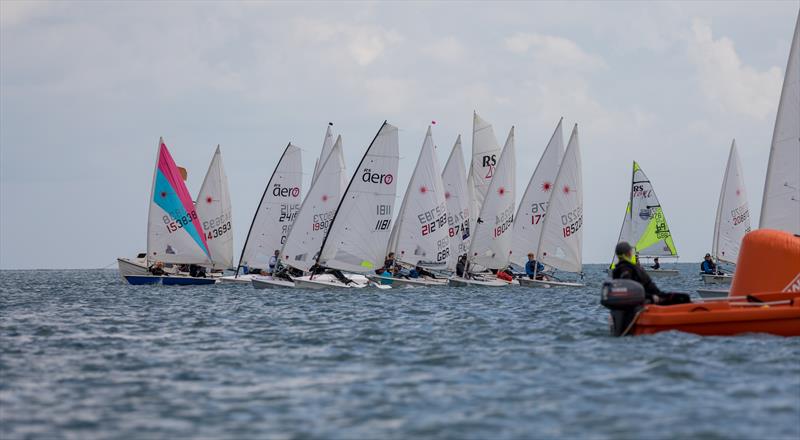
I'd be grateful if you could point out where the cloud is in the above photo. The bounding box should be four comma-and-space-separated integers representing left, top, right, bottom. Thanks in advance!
291, 17, 402, 66
504, 32, 607, 70
687, 19, 783, 119
421, 36, 466, 63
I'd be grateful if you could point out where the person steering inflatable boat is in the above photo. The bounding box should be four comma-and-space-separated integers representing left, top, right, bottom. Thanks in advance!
611, 242, 690, 305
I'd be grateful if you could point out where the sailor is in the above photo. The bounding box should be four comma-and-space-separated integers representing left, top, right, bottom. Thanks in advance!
525, 253, 545, 279
612, 241, 690, 305
384, 252, 398, 271
268, 250, 280, 275
455, 255, 467, 278
651, 257, 661, 270
150, 261, 166, 276
414, 265, 437, 279
701, 254, 717, 274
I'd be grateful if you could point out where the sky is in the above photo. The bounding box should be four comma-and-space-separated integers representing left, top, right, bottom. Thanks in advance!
1, 1, 797, 269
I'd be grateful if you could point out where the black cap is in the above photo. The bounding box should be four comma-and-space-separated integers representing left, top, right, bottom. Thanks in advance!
615, 241, 633, 256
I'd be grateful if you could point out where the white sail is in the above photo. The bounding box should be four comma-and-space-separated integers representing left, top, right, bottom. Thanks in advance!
511, 118, 565, 267
610, 201, 632, 267
238, 144, 302, 271
628, 161, 678, 258
312, 124, 335, 186
318, 122, 400, 273
536, 124, 583, 274
442, 135, 471, 270
195, 145, 234, 269
281, 136, 347, 272
760, 13, 800, 234
713, 140, 751, 265
469, 112, 501, 231
147, 138, 212, 265
467, 127, 516, 270
390, 126, 450, 268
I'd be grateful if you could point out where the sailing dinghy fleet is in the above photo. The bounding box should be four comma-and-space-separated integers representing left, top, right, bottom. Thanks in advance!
118, 113, 591, 288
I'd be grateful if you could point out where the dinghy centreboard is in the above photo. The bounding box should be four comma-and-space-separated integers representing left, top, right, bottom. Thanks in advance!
450, 127, 516, 287
122, 138, 216, 285
520, 124, 584, 288
228, 143, 302, 283
511, 118, 564, 272
293, 122, 399, 289
369, 126, 450, 287
760, 12, 800, 235
441, 135, 471, 270
703, 140, 751, 285
610, 161, 679, 277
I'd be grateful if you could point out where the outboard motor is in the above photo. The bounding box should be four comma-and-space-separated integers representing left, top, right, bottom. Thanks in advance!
601, 279, 646, 336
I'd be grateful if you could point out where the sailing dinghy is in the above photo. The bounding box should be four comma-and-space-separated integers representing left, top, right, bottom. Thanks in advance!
519, 124, 585, 288
610, 161, 680, 277
196, 146, 234, 274
467, 112, 502, 238
263, 135, 348, 289
449, 127, 517, 287
702, 140, 751, 285
441, 135, 471, 271
121, 138, 216, 285
220, 143, 302, 285
293, 122, 399, 289
368, 126, 450, 287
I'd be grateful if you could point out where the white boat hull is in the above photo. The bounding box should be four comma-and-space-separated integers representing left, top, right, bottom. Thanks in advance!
644, 269, 680, 278
219, 274, 257, 284
117, 257, 149, 278
696, 288, 730, 299
292, 274, 373, 290
366, 274, 447, 287
251, 276, 295, 289
701, 273, 733, 285
518, 278, 585, 288
447, 276, 511, 287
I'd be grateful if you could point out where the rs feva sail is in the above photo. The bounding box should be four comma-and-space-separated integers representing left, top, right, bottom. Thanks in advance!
195, 146, 234, 269
441, 135, 471, 270
467, 126, 516, 270
147, 138, 211, 265
389, 126, 450, 268
237, 144, 302, 272
469, 112, 502, 232
312, 125, 335, 186
628, 161, 678, 257
536, 124, 583, 274
760, 12, 800, 234
713, 140, 751, 265
511, 118, 565, 267
281, 136, 347, 272
318, 122, 400, 273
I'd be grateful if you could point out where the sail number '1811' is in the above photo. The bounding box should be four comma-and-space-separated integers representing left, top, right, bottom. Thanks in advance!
375, 204, 392, 231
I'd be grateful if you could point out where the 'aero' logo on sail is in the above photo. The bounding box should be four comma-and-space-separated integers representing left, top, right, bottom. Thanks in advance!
362, 168, 393, 185
273, 184, 300, 198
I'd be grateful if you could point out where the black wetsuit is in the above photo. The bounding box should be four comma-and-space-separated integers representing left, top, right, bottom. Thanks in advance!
456, 259, 466, 277
612, 260, 663, 301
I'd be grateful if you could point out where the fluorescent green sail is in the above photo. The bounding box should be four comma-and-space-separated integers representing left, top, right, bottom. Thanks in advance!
634, 206, 677, 256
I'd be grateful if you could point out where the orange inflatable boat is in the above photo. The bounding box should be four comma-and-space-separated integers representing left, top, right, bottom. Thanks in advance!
602, 229, 800, 337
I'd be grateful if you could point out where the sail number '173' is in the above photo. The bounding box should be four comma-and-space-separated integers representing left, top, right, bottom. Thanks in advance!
561, 206, 583, 237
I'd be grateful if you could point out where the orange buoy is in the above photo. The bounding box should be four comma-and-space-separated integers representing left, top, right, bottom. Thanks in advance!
730, 229, 800, 297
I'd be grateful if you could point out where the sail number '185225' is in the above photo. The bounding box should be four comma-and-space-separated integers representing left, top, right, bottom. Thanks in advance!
561, 206, 583, 238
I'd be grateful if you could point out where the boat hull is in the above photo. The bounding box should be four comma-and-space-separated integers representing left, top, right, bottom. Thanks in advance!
696, 288, 730, 299
447, 276, 510, 287
117, 258, 149, 278
123, 275, 216, 286
701, 273, 733, 285
219, 274, 257, 284
644, 269, 680, 278
252, 276, 295, 289
631, 292, 800, 336
124, 275, 162, 285
518, 278, 585, 288
366, 275, 447, 287
292, 274, 372, 289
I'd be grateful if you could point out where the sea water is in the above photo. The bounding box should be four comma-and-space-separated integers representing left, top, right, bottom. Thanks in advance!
1, 265, 798, 439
